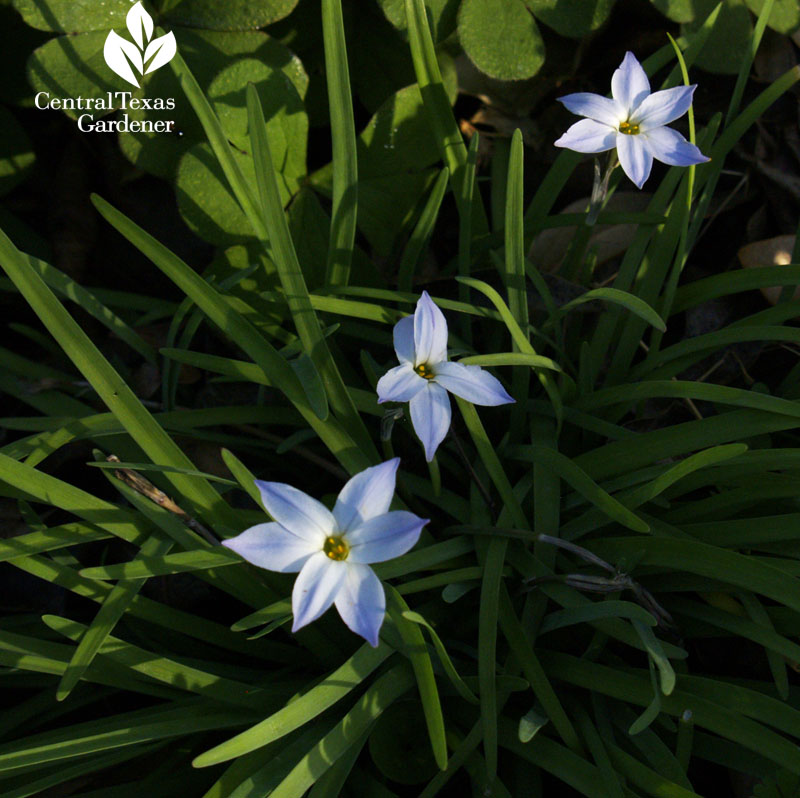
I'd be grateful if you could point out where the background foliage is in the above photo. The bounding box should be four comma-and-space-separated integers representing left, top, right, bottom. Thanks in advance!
1, 0, 800, 796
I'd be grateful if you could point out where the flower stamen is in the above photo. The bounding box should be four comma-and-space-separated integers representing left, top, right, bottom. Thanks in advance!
619, 120, 640, 135
414, 363, 435, 380
323, 536, 349, 561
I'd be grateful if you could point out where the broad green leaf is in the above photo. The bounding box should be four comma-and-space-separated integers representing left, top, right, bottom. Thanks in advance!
176, 57, 307, 246
164, 0, 299, 30
357, 85, 442, 177
310, 83, 444, 256
458, 0, 544, 81
13, 0, 129, 31
345, 170, 439, 256
0, 108, 34, 197
376, 0, 459, 41
210, 58, 307, 156
682, 0, 753, 74
27, 31, 140, 114
525, 0, 616, 38
120, 29, 308, 179
745, 0, 800, 32
650, 0, 695, 22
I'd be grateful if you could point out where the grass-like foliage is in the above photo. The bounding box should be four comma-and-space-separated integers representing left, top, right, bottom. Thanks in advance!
2, 0, 800, 796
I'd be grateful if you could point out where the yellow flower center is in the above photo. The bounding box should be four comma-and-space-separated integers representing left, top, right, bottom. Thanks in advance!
323, 536, 349, 561
619, 120, 640, 135
414, 363, 435, 380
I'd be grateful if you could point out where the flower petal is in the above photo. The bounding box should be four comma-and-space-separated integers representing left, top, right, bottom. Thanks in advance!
333, 458, 400, 532
413, 291, 448, 366
376, 364, 426, 404
347, 511, 428, 563
616, 132, 653, 189
434, 361, 515, 406
222, 522, 317, 573
393, 315, 415, 365
334, 563, 385, 647
633, 85, 696, 130
554, 119, 617, 154
557, 93, 623, 127
255, 480, 333, 543
611, 52, 650, 114
640, 126, 710, 167
291, 551, 347, 631
409, 382, 451, 462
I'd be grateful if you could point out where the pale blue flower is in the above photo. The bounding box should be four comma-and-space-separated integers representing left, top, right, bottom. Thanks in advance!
377, 291, 514, 461
554, 51, 709, 188
223, 459, 427, 646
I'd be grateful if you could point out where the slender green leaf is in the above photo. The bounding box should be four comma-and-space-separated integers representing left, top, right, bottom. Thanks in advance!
270, 663, 415, 798
386, 586, 448, 770
321, 0, 357, 287
194, 642, 392, 767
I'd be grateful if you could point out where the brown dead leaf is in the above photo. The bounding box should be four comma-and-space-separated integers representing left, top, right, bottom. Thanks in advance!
737, 234, 798, 304
528, 192, 651, 273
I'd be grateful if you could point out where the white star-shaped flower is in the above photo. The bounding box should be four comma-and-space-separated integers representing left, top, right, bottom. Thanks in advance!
376, 291, 514, 461
554, 51, 710, 188
223, 459, 427, 646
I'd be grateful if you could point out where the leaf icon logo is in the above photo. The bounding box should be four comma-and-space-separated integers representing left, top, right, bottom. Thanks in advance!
103, 2, 177, 88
